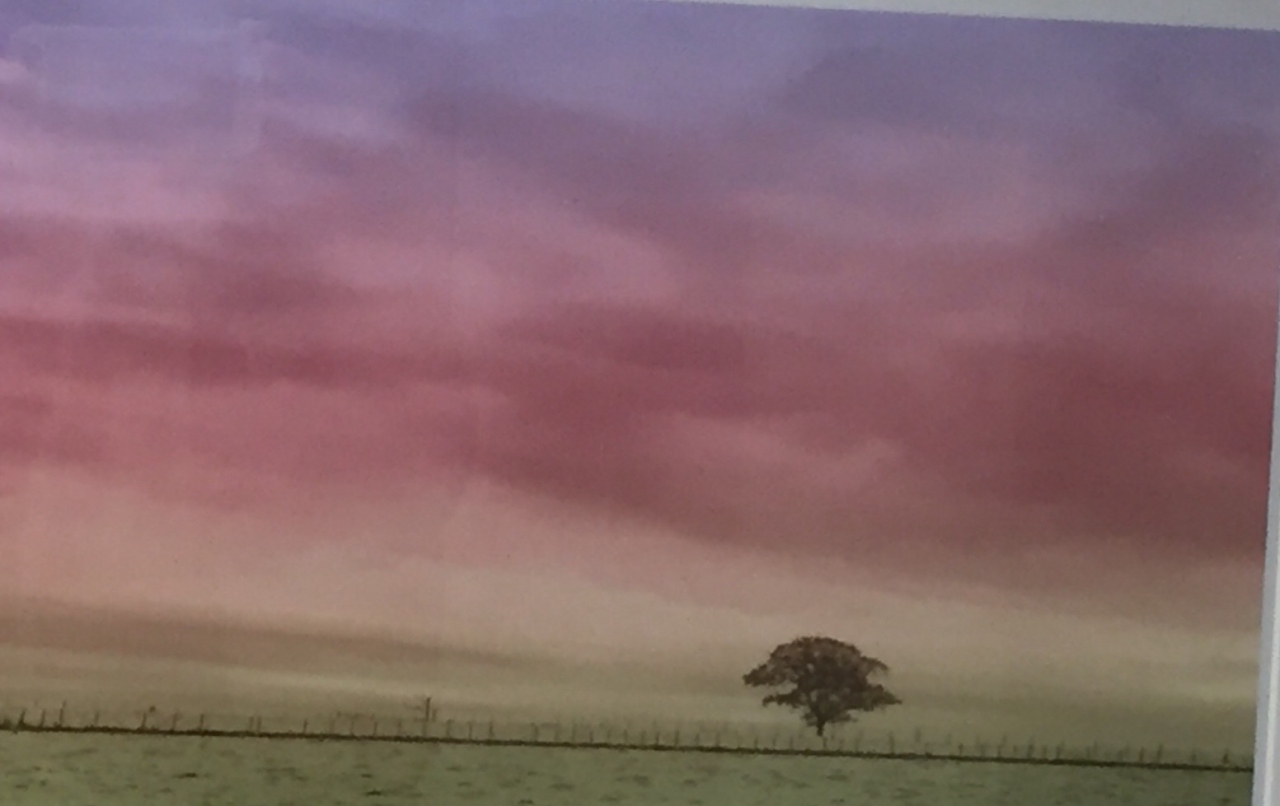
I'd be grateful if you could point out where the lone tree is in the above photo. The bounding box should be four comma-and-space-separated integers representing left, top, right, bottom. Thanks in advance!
743, 635, 901, 737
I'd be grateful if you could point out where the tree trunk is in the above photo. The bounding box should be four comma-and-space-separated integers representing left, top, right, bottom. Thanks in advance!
815, 722, 826, 737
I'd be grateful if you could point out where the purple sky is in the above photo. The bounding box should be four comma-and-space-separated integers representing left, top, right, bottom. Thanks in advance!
1, 0, 1279, 746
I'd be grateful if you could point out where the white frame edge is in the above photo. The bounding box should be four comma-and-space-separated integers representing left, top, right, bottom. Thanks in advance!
1253, 288, 1280, 806
640, 0, 1280, 31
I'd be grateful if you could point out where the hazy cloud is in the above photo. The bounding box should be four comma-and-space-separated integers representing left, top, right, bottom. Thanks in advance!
1, 0, 1278, 638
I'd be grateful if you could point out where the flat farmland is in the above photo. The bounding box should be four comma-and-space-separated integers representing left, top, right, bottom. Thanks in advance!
0, 732, 1251, 806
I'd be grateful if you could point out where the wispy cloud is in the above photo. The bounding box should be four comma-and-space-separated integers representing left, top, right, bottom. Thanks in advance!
0, 0, 1277, 671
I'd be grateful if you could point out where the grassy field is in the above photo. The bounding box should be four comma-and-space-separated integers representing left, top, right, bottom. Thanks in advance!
0, 731, 1252, 806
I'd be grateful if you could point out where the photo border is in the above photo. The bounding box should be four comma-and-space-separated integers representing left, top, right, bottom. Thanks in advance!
635, 0, 1280, 30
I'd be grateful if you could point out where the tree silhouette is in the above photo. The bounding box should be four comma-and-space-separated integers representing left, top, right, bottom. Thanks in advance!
743, 635, 901, 737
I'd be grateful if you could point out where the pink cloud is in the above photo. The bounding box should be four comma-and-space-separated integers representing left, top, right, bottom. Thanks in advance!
0, 16, 1277, 639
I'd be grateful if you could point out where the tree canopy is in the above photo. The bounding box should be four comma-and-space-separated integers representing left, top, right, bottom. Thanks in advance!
743, 635, 901, 737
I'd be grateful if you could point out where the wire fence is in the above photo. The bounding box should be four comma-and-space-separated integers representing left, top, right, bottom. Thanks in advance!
0, 699, 1253, 774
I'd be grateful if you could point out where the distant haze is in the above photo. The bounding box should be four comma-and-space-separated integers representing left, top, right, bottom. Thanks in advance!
0, 0, 1278, 752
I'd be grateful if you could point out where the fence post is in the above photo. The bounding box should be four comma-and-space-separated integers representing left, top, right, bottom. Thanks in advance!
301, 718, 308, 735
420, 698, 431, 738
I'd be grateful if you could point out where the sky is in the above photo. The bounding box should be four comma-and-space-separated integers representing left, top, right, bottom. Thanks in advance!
1, 0, 1280, 749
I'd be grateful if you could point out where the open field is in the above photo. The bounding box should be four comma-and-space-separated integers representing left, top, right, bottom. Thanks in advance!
0, 731, 1251, 806
0, 699, 1252, 772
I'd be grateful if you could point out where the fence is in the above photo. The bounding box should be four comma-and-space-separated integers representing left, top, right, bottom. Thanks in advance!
0, 700, 1252, 774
